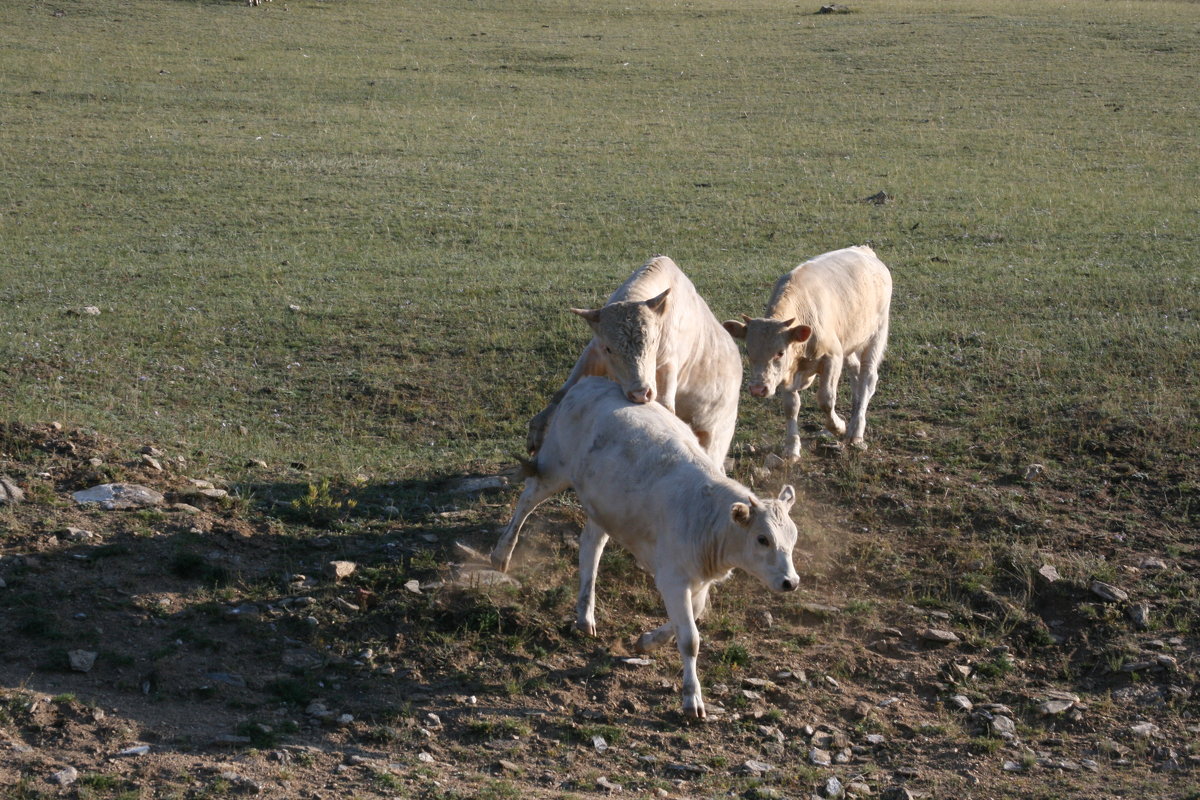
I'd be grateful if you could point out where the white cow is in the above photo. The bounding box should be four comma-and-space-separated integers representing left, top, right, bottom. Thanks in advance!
525, 255, 741, 470
492, 377, 800, 719
723, 246, 892, 456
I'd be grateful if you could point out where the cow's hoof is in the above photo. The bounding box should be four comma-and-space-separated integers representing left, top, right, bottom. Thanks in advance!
489, 551, 510, 573
682, 697, 706, 719
848, 438, 868, 451
575, 619, 597, 637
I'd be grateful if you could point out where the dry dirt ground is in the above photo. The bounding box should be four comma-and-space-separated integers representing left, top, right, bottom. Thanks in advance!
1, 421, 1197, 799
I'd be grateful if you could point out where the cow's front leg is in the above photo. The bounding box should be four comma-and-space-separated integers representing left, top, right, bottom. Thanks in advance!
657, 364, 679, 414
816, 355, 846, 437
575, 520, 609, 636
657, 575, 705, 719
490, 475, 561, 572
846, 341, 884, 450
782, 388, 803, 460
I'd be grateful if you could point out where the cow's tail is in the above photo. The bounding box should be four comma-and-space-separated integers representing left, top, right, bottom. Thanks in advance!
515, 454, 538, 479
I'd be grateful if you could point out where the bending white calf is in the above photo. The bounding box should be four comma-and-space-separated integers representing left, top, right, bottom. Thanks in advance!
492, 377, 800, 718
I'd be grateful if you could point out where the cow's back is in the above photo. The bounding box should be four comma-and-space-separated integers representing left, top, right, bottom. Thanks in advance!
771, 246, 891, 350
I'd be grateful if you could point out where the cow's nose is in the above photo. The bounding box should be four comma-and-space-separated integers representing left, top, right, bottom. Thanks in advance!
780, 577, 797, 592
628, 387, 653, 404
749, 384, 768, 398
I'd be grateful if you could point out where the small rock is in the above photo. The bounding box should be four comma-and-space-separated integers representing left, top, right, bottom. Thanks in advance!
619, 657, 653, 667
751, 609, 774, 629
72, 483, 164, 510
949, 694, 973, 711
1002, 760, 1025, 772
246, 458, 269, 469
1037, 564, 1060, 583
764, 453, 788, 470
1039, 699, 1076, 716
809, 747, 832, 766
862, 190, 890, 204
989, 715, 1017, 740
0, 477, 25, 505
335, 713, 354, 726
824, 776, 845, 798
919, 628, 960, 644
1023, 463, 1045, 481
403, 579, 422, 594
880, 788, 916, 800
447, 475, 508, 495
140, 454, 163, 471
1128, 602, 1151, 630
48, 766, 78, 786
218, 771, 263, 794
846, 782, 872, 797
68, 649, 98, 673
596, 776, 622, 793
496, 759, 521, 773
1130, 722, 1157, 739
741, 759, 774, 776
327, 560, 357, 580
1090, 580, 1129, 602
592, 735, 608, 753
116, 745, 151, 757
60, 527, 95, 542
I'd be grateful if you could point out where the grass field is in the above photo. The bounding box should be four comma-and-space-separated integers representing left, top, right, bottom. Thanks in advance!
1, 0, 1199, 797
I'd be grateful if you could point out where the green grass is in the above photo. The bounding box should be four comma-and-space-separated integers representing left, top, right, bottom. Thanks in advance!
1, 0, 1195, 489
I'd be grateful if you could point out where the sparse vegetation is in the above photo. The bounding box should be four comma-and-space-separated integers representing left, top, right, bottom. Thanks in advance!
0, 0, 1196, 797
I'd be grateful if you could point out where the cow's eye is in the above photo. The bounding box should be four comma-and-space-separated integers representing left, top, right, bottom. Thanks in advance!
774, 351, 784, 360
604, 345, 613, 354
756, 535, 770, 547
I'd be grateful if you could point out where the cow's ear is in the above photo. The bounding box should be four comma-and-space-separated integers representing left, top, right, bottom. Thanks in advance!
570, 307, 602, 325
778, 484, 796, 510
722, 319, 747, 339
646, 288, 671, 314
789, 324, 812, 344
731, 501, 753, 527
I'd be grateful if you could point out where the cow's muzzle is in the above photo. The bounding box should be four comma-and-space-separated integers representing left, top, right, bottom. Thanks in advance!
627, 386, 654, 404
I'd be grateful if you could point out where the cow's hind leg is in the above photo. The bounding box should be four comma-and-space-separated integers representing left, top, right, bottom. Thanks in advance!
845, 333, 886, 450
575, 520, 609, 636
490, 475, 564, 573
782, 388, 803, 460
816, 355, 846, 438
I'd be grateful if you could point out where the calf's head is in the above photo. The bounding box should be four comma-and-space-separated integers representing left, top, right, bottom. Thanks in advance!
730, 485, 800, 593
722, 316, 812, 398
573, 288, 669, 405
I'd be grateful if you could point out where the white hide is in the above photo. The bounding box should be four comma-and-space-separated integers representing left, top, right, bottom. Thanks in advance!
526, 255, 741, 470
724, 246, 892, 456
493, 378, 800, 719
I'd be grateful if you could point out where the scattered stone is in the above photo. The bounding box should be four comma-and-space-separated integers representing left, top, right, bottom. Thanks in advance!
880, 788, 917, 800
335, 713, 354, 726
59, 527, 95, 542
1002, 760, 1025, 772
0, 477, 24, 505
68, 649, 98, 673
116, 745, 151, 757
1130, 722, 1157, 739
211, 735, 253, 746
824, 776, 845, 798
140, 454, 163, 471
1023, 463, 1045, 481
418, 751, 434, 763
326, 560, 357, 580
447, 475, 508, 495
847, 782, 872, 797
48, 766, 78, 786
1139, 556, 1168, 571
592, 735, 608, 753
72, 483, 164, 510
949, 694, 973, 711
496, 759, 521, 773
1128, 602, 1151, 630
596, 776, 622, 793
1090, 580, 1129, 602
281, 648, 326, 671
404, 579, 422, 594
751, 609, 774, 629
1039, 699, 1076, 716
206, 672, 247, 688
170, 503, 203, 514
764, 453, 787, 470
809, 747, 832, 766
741, 759, 774, 776
919, 628, 960, 645
862, 190, 890, 204
218, 771, 263, 793
618, 657, 653, 667
989, 715, 1017, 739
1037, 564, 1060, 583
